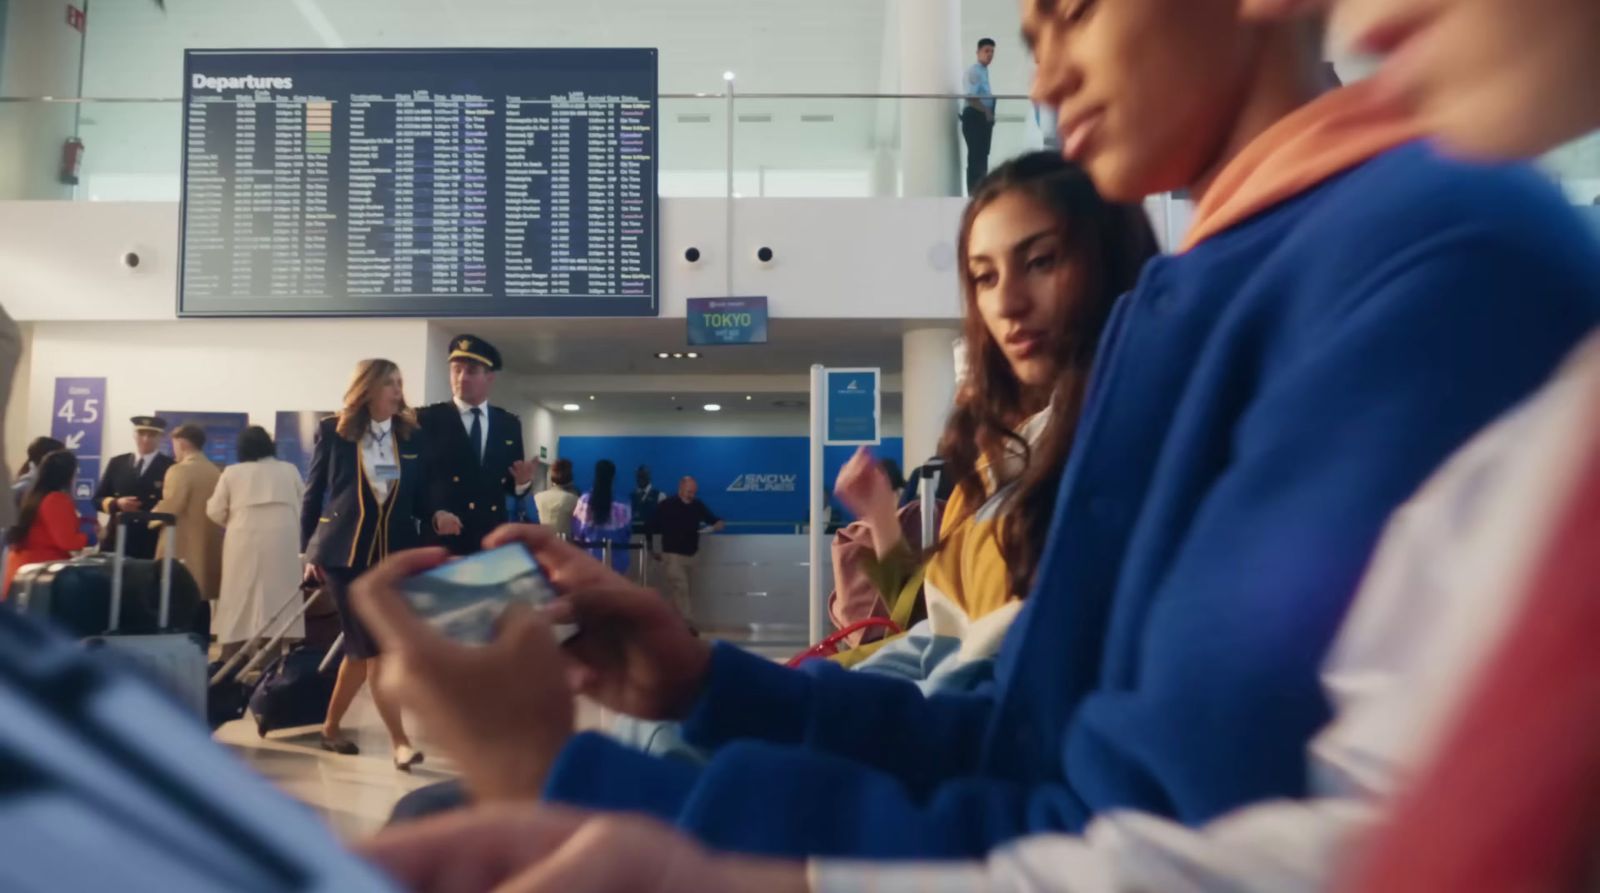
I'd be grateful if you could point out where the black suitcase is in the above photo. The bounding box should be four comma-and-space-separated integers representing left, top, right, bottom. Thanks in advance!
248, 645, 337, 737
207, 584, 321, 730
13, 549, 202, 639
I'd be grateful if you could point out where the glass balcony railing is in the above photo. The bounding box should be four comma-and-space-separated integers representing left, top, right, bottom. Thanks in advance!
0, 93, 1595, 206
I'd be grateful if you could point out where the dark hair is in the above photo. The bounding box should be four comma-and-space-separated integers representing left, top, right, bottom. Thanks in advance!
590, 459, 617, 522
18, 436, 65, 477
9, 451, 78, 542
550, 458, 574, 487
940, 151, 1158, 599
172, 424, 206, 450
237, 426, 276, 462
880, 458, 907, 494
978, 37, 996, 51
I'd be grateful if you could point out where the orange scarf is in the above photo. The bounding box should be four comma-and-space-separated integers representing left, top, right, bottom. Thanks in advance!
1181, 81, 1424, 253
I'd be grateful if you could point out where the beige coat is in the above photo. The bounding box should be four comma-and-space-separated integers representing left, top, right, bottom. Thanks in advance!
206, 458, 306, 644
534, 487, 580, 537
152, 453, 225, 602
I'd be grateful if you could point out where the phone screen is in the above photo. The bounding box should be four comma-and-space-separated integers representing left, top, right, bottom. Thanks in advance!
398, 544, 573, 645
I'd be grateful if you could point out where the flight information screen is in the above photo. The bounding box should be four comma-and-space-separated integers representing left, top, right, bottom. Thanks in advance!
178, 48, 658, 317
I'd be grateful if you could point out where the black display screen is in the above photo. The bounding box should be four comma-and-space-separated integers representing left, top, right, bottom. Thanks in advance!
178, 48, 658, 317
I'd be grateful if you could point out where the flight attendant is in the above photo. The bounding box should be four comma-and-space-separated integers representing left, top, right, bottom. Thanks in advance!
300, 358, 461, 769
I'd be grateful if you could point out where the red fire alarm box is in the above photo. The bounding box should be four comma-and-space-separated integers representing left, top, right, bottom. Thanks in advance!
59, 138, 84, 186
66, 4, 87, 32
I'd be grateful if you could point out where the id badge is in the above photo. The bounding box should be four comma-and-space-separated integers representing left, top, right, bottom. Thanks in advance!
372, 463, 401, 484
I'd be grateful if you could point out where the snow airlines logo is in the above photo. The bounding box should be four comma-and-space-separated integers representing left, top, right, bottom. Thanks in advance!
727, 473, 797, 493
191, 74, 294, 91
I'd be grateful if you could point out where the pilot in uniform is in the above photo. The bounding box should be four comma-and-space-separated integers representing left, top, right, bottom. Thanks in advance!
94, 416, 176, 559
416, 335, 535, 555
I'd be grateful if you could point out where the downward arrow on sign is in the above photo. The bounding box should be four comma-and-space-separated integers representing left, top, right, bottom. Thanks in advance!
64, 432, 85, 450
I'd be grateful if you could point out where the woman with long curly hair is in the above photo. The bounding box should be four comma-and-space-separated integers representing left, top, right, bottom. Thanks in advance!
834, 151, 1158, 687
301, 358, 460, 768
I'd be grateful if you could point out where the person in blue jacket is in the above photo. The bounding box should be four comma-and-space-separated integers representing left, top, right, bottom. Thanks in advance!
302, 358, 461, 770
352, 0, 1600, 865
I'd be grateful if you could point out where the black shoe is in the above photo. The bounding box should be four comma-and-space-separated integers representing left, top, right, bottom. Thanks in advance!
319, 734, 359, 756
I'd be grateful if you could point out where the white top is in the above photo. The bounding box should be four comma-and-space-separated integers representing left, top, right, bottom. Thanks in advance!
811, 334, 1600, 893
361, 418, 397, 504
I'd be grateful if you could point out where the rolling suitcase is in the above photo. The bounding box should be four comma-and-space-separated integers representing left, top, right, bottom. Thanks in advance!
207, 585, 321, 729
13, 544, 202, 639
248, 644, 337, 737
83, 512, 208, 718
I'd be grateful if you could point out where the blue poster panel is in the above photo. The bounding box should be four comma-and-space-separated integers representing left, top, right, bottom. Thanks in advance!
50, 377, 107, 542
275, 411, 335, 480
157, 411, 251, 467
824, 368, 880, 445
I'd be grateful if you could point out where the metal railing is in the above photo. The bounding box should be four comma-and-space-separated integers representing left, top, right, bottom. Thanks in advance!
0, 90, 1051, 203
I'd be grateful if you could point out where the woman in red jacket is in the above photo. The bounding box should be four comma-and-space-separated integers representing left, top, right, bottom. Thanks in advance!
4, 451, 88, 597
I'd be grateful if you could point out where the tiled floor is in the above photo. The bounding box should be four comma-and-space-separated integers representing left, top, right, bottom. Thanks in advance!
213, 690, 461, 841
215, 636, 795, 841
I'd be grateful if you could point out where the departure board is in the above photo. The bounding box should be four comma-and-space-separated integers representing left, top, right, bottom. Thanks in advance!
178, 49, 658, 317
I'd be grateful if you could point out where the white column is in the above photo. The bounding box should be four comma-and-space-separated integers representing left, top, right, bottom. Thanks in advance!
896, 0, 961, 197
901, 327, 960, 471
0, 0, 83, 199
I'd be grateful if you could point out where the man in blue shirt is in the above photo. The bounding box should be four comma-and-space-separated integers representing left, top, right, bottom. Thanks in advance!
961, 37, 997, 194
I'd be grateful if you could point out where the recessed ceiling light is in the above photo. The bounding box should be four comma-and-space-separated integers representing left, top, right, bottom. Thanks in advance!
562, 403, 580, 412
745, 395, 752, 401
723, 70, 736, 82
588, 395, 595, 401
686, 352, 700, 359
656, 352, 669, 359
672, 353, 684, 359
703, 403, 722, 412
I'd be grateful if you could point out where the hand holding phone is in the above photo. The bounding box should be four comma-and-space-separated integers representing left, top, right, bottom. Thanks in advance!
398, 544, 575, 645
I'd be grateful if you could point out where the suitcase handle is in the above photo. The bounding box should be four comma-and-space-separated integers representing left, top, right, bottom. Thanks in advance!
107, 512, 179, 634
919, 459, 943, 547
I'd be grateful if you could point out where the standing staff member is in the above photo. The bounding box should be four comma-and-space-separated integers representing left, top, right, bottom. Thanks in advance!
649, 476, 724, 621
416, 335, 536, 556
302, 358, 458, 768
961, 38, 999, 195
94, 416, 175, 559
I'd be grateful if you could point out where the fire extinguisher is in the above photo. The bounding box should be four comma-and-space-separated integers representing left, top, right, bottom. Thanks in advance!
59, 137, 84, 186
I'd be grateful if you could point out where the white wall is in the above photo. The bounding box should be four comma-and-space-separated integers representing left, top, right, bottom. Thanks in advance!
5, 319, 30, 472
0, 198, 967, 323
24, 319, 431, 460
0, 0, 83, 200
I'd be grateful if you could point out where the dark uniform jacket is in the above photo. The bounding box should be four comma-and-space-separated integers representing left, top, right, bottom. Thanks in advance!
415, 401, 526, 554
94, 452, 175, 559
299, 417, 433, 571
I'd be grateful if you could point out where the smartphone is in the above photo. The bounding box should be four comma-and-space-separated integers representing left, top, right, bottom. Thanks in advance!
398, 543, 576, 645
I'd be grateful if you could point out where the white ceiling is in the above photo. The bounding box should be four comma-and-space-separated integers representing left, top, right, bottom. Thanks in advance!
435, 315, 919, 418
82, 0, 1032, 98
438, 316, 913, 376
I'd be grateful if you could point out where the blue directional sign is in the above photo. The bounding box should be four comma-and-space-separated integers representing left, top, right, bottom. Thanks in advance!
50, 377, 107, 543
687, 296, 768, 346
824, 368, 880, 446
